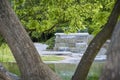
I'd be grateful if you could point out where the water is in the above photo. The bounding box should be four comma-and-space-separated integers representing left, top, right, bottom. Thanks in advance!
1, 61, 105, 80
55, 63, 77, 80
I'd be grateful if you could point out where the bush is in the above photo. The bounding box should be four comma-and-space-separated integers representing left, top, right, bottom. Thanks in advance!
45, 37, 55, 49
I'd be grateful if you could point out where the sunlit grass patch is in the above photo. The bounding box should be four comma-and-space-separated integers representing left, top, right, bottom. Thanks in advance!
0, 44, 64, 62
41, 55, 65, 61
0, 44, 15, 62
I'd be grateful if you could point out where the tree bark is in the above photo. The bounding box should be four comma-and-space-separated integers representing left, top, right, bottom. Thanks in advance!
0, 1, 61, 80
72, 0, 120, 80
99, 21, 120, 80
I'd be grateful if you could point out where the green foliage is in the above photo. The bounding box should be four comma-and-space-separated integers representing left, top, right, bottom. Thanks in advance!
0, 0, 115, 44
89, 1, 115, 35
0, 35, 5, 46
10, 0, 115, 41
45, 37, 55, 49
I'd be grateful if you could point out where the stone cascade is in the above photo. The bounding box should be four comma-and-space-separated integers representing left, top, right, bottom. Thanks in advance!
54, 33, 89, 53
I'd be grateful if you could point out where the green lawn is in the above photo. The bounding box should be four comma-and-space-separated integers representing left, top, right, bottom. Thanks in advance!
0, 44, 64, 62
0, 44, 15, 62
41, 55, 64, 61
0, 55, 65, 62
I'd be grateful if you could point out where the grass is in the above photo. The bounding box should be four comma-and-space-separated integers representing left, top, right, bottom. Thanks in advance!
2, 62, 21, 76
0, 44, 64, 62
55, 62, 105, 80
0, 44, 105, 80
41, 55, 64, 61
2, 62, 104, 80
55, 63, 77, 80
0, 44, 15, 62
87, 61, 105, 80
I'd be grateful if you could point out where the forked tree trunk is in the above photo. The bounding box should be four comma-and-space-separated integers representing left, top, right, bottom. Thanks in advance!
0, 1, 61, 80
72, 0, 120, 80
99, 21, 120, 80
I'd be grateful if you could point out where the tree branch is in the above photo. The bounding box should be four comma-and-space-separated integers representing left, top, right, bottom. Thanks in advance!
44, 20, 69, 33
72, 0, 120, 80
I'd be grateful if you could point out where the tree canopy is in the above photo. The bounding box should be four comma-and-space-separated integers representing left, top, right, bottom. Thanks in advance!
11, 0, 115, 37
0, 0, 115, 45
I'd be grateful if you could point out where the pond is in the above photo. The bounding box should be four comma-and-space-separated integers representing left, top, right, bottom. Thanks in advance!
1, 61, 105, 80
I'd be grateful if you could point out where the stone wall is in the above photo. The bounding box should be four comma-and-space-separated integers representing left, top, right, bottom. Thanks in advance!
54, 33, 89, 53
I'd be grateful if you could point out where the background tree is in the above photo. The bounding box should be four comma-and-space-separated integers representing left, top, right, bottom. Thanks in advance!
10, 0, 115, 42
7, 0, 115, 51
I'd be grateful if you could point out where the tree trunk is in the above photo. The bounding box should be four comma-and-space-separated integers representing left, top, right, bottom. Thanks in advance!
0, 1, 61, 80
72, 0, 120, 80
99, 21, 120, 80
